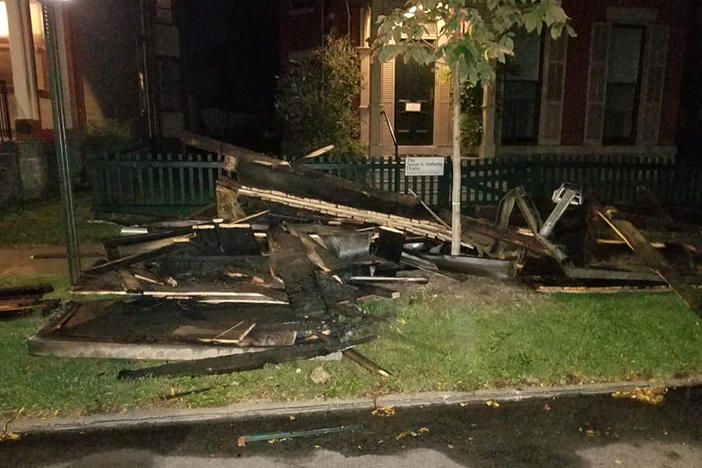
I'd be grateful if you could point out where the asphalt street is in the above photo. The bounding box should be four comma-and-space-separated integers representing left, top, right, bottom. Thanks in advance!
2, 386, 701, 467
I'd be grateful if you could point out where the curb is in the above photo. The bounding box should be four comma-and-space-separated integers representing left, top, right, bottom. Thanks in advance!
6, 376, 702, 435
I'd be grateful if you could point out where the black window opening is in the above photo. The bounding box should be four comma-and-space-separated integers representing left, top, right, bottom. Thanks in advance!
603, 25, 645, 145
394, 58, 435, 146
501, 30, 542, 145
290, 0, 315, 14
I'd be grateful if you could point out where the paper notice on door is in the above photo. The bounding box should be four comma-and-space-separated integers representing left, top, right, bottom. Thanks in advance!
405, 102, 421, 112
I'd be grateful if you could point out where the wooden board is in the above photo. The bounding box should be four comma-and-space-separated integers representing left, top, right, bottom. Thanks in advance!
598, 211, 701, 313
268, 227, 329, 320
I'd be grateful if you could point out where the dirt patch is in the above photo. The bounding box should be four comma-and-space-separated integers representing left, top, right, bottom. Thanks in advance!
398, 274, 539, 310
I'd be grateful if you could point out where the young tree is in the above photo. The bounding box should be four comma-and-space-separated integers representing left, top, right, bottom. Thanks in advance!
373, 0, 574, 255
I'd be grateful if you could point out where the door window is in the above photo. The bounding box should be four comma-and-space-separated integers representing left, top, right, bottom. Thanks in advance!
394, 59, 434, 146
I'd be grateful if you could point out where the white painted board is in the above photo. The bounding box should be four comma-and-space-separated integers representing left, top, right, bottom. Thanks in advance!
404, 157, 445, 176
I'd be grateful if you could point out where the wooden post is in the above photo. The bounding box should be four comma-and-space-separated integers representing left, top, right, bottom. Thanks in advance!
451, 63, 462, 255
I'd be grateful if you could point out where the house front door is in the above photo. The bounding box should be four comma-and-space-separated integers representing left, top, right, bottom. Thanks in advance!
394, 59, 434, 146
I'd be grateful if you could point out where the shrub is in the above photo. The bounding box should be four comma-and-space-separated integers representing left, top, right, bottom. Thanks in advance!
276, 35, 363, 159
80, 119, 139, 154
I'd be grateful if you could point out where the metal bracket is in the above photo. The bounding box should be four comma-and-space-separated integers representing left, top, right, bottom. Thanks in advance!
539, 182, 583, 238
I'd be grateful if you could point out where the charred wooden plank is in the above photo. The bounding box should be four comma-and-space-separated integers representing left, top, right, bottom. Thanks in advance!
235, 159, 427, 220
374, 227, 405, 264
268, 227, 329, 319
184, 133, 425, 219
0, 284, 53, 300
117, 337, 369, 379
118, 269, 143, 294
239, 330, 298, 347
286, 223, 343, 272
82, 243, 180, 276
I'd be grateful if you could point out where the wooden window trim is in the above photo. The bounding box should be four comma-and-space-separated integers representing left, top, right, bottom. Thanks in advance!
602, 24, 646, 146
501, 33, 544, 146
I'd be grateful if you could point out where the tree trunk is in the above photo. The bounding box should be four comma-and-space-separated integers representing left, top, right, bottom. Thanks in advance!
451, 65, 462, 255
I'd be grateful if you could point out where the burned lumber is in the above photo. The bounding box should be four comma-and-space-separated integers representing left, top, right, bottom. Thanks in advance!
597, 210, 702, 312
322, 231, 372, 259
197, 320, 257, 344
182, 131, 289, 171
235, 159, 427, 219
0, 299, 60, 318
118, 268, 143, 293
414, 253, 515, 279
239, 330, 298, 347
348, 276, 429, 284
117, 337, 370, 379
286, 223, 344, 272
0, 284, 53, 300
268, 227, 329, 319
374, 227, 405, 264
460, 215, 550, 257
216, 182, 248, 219
82, 242, 181, 276
185, 132, 426, 219
237, 182, 548, 261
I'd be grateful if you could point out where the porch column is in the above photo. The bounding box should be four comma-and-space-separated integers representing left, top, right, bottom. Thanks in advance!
5, 0, 39, 121
479, 83, 496, 158
368, 0, 382, 156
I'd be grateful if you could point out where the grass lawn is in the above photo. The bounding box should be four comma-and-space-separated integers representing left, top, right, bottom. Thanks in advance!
1, 274, 701, 420
0, 193, 119, 245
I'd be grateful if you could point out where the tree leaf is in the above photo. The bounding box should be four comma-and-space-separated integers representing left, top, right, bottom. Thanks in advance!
550, 23, 563, 40
524, 12, 538, 33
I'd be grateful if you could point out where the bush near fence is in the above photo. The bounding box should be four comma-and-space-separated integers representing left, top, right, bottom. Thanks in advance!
87, 152, 702, 216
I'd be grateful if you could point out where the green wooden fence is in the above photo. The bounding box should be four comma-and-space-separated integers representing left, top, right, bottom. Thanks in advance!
89, 152, 226, 217
88, 152, 702, 216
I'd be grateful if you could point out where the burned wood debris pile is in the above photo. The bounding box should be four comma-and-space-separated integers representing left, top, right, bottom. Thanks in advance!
1, 284, 58, 319
31, 133, 702, 376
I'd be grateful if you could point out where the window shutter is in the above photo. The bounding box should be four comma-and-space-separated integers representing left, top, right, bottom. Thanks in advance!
637, 25, 668, 146
380, 59, 395, 150
583, 23, 611, 145
434, 62, 451, 147
538, 33, 568, 145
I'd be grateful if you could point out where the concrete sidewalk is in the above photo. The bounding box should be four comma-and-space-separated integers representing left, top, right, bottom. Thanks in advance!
0, 243, 103, 277
7, 375, 702, 435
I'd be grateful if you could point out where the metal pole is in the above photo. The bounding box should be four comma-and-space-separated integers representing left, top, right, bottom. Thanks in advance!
42, 1, 81, 284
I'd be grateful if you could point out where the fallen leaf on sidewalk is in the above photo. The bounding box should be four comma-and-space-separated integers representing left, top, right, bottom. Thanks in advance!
485, 400, 500, 408
372, 406, 395, 417
0, 431, 22, 442
395, 427, 430, 440
611, 387, 666, 405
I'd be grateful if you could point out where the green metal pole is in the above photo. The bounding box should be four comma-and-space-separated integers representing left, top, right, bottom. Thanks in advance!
42, 1, 81, 284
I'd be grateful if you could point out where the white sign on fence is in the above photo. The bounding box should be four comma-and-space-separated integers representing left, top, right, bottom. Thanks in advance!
404, 157, 444, 176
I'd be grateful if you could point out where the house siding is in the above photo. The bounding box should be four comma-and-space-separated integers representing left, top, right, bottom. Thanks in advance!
560, 0, 689, 147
